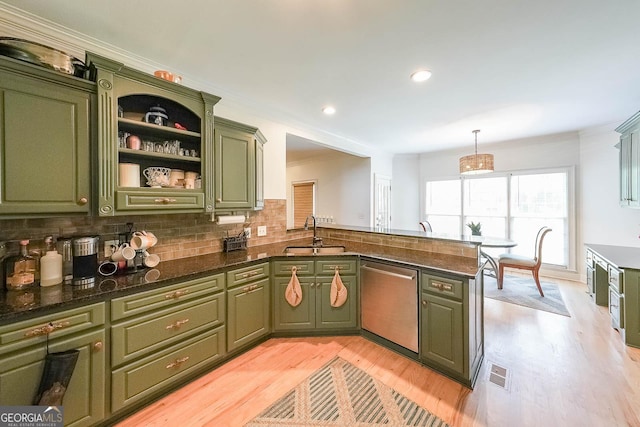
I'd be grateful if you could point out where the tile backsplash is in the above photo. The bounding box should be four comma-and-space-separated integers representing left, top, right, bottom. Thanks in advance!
0, 199, 309, 260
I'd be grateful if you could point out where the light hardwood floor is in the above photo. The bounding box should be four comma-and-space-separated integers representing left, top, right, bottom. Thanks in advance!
118, 277, 640, 427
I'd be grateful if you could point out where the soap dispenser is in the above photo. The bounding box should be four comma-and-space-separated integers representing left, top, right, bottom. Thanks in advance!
40, 236, 63, 287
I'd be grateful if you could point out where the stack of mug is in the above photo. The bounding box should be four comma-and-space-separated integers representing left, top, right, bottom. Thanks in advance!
98, 231, 160, 276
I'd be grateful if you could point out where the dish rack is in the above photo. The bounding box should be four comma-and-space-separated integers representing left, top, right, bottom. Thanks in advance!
223, 234, 247, 252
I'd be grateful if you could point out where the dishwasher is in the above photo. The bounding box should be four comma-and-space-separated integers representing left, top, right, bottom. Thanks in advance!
360, 261, 418, 352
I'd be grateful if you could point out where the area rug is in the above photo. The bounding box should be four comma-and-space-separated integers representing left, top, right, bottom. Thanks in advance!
245, 357, 449, 426
484, 275, 571, 317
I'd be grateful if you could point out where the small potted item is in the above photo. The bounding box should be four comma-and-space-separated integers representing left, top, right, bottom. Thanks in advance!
144, 105, 168, 126
466, 221, 482, 236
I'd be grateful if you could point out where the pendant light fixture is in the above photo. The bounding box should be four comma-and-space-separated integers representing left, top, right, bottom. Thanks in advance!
459, 129, 494, 175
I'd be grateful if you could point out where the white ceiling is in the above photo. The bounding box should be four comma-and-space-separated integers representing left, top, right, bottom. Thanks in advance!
2, 0, 640, 154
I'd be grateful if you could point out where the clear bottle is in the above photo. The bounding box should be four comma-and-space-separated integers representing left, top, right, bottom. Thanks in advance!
4, 240, 38, 290
40, 236, 63, 287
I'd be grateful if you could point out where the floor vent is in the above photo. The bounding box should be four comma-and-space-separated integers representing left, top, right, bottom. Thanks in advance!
488, 362, 510, 390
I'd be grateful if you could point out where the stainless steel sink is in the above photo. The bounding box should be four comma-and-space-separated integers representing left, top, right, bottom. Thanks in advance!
283, 245, 346, 255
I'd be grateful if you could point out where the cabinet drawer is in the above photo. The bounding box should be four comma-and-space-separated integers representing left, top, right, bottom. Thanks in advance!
226, 262, 270, 289
272, 260, 315, 276
111, 273, 224, 321
111, 294, 224, 366
586, 250, 593, 267
316, 259, 357, 275
0, 302, 105, 354
608, 265, 623, 293
111, 325, 225, 412
609, 287, 624, 329
422, 273, 464, 300
115, 190, 204, 211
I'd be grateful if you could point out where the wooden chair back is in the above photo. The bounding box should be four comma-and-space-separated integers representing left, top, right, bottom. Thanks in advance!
534, 227, 552, 266
419, 221, 432, 232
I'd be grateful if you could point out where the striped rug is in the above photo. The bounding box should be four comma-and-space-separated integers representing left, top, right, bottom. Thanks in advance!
245, 357, 449, 426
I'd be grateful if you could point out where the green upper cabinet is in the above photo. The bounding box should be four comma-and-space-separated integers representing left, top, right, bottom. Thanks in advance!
86, 52, 220, 216
0, 56, 93, 216
214, 117, 266, 211
616, 111, 640, 208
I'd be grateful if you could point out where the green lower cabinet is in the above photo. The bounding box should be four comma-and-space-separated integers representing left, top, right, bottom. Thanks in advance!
274, 274, 357, 331
317, 276, 358, 329
420, 293, 464, 374
0, 329, 106, 427
624, 270, 640, 347
111, 326, 225, 412
419, 271, 483, 388
227, 277, 270, 352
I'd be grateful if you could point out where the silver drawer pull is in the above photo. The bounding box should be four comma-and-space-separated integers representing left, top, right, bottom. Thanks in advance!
154, 198, 177, 204
241, 270, 261, 278
25, 321, 71, 337
166, 318, 190, 330
165, 356, 190, 369
165, 289, 190, 299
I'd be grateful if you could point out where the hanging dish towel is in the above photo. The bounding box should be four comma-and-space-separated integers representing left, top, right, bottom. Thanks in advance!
285, 266, 303, 307
330, 268, 348, 307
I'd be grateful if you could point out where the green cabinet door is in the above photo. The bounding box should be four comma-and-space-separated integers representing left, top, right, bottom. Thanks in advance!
624, 270, 640, 348
420, 292, 464, 375
273, 276, 316, 330
0, 329, 106, 427
214, 124, 254, 210
0, 60, 92, 215
227, 277, 270, 352
316, 275, 357, 329
616, 112, 640, 207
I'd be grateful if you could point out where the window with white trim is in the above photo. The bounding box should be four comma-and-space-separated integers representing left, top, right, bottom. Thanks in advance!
425, 168, 572, 268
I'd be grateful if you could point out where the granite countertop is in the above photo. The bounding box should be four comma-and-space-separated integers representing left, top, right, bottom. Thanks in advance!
586, 243, 640, 270
319, 224, 484, 245
0, 238, 480, 324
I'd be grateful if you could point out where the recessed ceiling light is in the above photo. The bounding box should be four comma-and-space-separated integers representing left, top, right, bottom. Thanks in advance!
322, 106, 336, 115
410, 69, 432, 82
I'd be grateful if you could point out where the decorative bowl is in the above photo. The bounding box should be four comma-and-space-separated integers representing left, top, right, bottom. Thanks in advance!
143, 167, 171, 187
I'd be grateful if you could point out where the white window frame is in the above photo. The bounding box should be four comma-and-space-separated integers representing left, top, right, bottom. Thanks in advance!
424, 166, 576, 272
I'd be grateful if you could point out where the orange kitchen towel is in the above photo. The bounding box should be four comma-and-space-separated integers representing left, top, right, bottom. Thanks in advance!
285, 266, 303, 307
330, 268, 348, 307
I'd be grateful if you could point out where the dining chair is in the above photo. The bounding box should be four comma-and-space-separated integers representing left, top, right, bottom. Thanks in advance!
419, 221, 432, 232
497, 226, 552, 297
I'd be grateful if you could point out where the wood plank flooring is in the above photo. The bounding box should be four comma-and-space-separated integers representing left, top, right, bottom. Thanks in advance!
117, 277, 640, 426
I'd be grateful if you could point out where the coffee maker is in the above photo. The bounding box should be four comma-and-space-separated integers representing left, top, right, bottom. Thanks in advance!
72, 236, 99, 287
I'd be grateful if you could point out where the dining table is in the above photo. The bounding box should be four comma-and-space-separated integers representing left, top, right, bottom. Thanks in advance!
468, 235, 518, 278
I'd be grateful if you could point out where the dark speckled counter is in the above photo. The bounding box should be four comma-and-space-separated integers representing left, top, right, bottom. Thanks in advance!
0, 238, 480, 324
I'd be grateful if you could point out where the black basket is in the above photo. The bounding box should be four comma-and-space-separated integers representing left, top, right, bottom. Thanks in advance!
223, 235, 247, 252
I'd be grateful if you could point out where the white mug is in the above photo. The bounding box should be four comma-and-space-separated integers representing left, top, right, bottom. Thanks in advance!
143, 251, 160, 268
130, 231, 158, 250
111, 243, 136, 262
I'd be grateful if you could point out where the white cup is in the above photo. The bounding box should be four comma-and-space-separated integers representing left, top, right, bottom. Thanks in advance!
143, 251, 160, 268
130, 231, 158, 250
111, 243, 136, 262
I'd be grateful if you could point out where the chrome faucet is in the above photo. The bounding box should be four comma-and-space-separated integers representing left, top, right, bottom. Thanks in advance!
304, 215, 323, 246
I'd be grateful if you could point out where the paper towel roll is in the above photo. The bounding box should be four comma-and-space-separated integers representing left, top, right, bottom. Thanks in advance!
216, 215, 246, 225
119, 163, 140, 187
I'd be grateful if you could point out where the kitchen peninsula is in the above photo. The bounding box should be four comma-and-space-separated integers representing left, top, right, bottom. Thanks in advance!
0, 226, 484, 426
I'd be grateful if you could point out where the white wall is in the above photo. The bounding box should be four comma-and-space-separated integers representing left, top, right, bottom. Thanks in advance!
391, 154, 420, 230
580, 125, 640, 249
287, 152, 371, 228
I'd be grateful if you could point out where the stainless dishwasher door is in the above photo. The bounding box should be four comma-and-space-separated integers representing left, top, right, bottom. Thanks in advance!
360, 261, 418, 352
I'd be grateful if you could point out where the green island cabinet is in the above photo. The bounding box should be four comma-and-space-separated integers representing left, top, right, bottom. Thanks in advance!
0, 303, 106, 427
214, 117, 267, 210
616, 110, 640, 207
420, 271, 484, 387
0, 55, 93, 216
226, 262, 271, 353
272, 257, 358, 331
87, 52, 221, 216
109, 274, 225, 413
